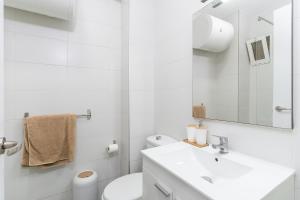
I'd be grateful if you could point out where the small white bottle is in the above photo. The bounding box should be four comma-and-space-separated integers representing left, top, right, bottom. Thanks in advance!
186, 125, 196, 142
195, 126, 208, 145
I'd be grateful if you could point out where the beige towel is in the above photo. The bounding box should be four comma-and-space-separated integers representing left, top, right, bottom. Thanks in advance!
22, 114, 77, 167
193, 104, 206, 119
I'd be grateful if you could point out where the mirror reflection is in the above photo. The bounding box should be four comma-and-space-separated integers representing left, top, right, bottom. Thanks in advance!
192, 0, 293, 128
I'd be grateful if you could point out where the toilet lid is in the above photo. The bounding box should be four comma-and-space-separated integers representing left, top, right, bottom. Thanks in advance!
103, 173, 142, 200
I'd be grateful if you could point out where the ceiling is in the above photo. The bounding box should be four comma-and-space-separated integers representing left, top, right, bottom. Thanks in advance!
195, 0, 291, 19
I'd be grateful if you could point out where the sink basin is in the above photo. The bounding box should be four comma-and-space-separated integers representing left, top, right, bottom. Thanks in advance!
142, 142, 295, 200
162, 147, 252, 184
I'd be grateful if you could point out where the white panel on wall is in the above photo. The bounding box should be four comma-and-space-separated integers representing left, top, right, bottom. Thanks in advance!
273, 4, 292, 128
0, 0, 4, 199
4, 0, 75, 20
129, 0, 155, 173
120, 0, 130, 176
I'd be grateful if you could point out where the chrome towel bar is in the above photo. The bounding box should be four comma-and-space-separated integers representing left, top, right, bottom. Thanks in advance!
24, 109, 92, 120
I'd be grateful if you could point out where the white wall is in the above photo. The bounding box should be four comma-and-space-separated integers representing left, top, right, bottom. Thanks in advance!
0, 0, 4, 200
3, 0, 123, 199
154, 0, 300, 199
128, 0, 155, 173
154, 0, 200, 140
121, 0, 130, 176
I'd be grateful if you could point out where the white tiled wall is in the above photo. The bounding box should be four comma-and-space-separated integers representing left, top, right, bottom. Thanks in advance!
3, 0, 123, 199
154, 0, 200, 140
128, 0, 155, 172
153, 0, 300, 199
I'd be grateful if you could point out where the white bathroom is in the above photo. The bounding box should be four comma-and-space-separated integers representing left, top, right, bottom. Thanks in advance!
0, 0, 299, 199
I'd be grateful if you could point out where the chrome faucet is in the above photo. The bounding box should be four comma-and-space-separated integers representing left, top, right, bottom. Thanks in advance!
211, 135, 229, 154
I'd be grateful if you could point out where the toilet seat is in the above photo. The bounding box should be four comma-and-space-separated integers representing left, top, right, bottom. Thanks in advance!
102, 173, 142, 200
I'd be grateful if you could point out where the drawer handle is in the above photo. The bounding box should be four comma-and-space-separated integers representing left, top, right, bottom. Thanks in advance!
154, 183, 170, 197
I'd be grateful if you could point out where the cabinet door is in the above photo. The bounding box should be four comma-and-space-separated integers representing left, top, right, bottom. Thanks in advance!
143, 170, 173, 200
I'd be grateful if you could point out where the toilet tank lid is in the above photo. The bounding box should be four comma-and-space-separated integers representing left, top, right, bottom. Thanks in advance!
146, 135, 177, 147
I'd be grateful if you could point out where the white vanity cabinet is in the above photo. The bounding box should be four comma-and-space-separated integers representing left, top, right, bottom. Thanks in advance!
142, 142, 295, 200
143, 157, 209, 200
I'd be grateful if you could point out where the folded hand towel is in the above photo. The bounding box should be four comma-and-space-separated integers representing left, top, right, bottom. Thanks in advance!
22, 114, 77, 167
193, 104, 206, 119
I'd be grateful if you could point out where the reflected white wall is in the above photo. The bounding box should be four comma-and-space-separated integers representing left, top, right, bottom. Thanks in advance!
193, 12, 239, 122
0, 0, 4, 199
239, 9, 274, 126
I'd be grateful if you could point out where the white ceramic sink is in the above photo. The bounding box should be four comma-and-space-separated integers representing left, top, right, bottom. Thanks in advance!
142, 142, 295, 200
163, 146, 252, 184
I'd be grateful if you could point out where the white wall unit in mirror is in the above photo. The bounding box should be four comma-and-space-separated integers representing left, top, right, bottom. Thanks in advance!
193, 14, 234, 52
4, 0, 75, 20
192, 0, 293, 129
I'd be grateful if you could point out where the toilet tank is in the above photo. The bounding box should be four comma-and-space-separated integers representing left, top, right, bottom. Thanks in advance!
146, 135, 177, 148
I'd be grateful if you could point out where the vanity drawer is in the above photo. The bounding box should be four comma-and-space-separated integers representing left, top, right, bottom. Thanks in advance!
143, 169, 173, 200
143, 157, 210, 200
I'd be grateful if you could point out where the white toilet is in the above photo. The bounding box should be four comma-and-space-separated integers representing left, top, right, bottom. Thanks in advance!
101, 135, 177, 200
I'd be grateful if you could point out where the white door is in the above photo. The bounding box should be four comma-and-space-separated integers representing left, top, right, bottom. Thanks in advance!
273, 4, 293, 128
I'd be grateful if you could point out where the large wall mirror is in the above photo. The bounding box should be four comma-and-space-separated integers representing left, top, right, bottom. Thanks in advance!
192, 0, 293, 129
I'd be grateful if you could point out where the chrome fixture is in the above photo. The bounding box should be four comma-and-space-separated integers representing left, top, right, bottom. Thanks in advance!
154, 183, 171, 197
24, 109, 92, 120
201, 0, 224, 8
201, 176, 213, 184
155, 135, 162, 140
258, 16, 274, 25
77, 109, 92, 120
275, 106, 292, 112
0, 137, 18, 155
212, 135, 229, 154
212, 0, 223, 8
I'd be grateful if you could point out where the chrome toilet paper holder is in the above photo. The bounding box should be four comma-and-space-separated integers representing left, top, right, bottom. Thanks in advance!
106, 140, 118, 154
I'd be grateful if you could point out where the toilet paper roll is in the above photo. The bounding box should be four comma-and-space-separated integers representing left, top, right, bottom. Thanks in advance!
107, 144, 119, 153
73, 170, 98, 200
